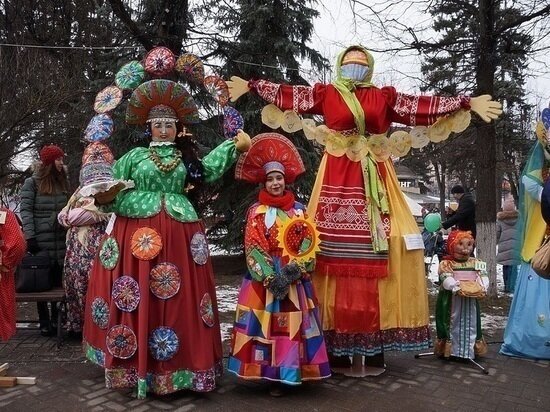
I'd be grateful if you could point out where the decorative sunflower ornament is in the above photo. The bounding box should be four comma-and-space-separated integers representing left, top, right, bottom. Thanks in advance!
276, 215, 321, 265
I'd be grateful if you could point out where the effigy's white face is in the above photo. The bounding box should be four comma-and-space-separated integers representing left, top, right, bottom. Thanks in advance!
151, 120, 177, 142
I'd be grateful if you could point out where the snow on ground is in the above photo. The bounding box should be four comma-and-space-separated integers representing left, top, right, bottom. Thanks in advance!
480, 314, 509, 331
216, 284, 239, 313
220, 322, 233, 342
216, 284, 239, 342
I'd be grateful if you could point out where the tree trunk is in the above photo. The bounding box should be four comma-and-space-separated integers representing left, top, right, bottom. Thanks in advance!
475, 0, 498, 297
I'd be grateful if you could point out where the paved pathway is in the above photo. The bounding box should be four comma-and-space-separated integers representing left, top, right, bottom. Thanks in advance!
1, 271, 548, 411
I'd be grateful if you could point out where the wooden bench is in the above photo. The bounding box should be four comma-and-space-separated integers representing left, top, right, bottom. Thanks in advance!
15, 288, 67, 347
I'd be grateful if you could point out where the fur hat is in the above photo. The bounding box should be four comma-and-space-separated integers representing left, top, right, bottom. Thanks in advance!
39, 145, 64, 166
450, 184, 465, 194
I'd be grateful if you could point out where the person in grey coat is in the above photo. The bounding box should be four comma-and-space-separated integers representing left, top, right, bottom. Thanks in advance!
20, 145, 69, 336
496, 197, 520, 292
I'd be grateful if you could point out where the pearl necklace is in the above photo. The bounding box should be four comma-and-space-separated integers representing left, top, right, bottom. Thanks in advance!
149, 147, 182, 173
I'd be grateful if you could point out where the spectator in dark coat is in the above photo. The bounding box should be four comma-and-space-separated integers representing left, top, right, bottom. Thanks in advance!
20, 145, 69, 336
496, 198, 520, 292
441, 185, 476, 238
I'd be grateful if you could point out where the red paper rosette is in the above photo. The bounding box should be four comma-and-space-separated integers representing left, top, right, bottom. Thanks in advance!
106, 324, 137, 359
200, 293, 215, 327
149, 262, 181, 300
144, 46, 176, 77
204, 75, 230, 106
175, 53, 205, 84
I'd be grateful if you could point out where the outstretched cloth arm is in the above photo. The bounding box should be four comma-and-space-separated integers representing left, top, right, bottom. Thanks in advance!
248, 79, 326, 115
384, 86, 471, 126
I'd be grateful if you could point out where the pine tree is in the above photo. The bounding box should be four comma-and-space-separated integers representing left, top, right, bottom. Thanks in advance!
191, 0, 329, 252
414, 0, 548, 296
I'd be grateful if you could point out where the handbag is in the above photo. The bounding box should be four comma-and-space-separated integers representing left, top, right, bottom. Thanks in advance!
531, 236, 550, 280
15, 251, 53, 293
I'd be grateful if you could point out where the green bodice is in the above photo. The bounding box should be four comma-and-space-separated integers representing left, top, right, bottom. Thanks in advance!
113, 140, 237, 222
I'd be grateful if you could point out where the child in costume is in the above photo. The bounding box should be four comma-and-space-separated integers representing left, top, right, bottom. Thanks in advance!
227, 45, 502, 370
83, 77, 251, 398
435, 230, 488, 360
500, 111, 550, 360
0, 208, 27, 341
228, 133, 330, 394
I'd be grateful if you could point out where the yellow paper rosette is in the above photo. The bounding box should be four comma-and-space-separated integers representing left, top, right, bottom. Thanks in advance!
449, 109, 471, 133
324, 130, 348, 157
346, 136, 369, 162
410, 126, 430, 148
367, 134, 391, 161
428, 118, 452, 143
301, 118, 318, 140
281, 110, 303, 133
389, 130, 412, 157
314, 125, 331, 145
261, 104, 283, 129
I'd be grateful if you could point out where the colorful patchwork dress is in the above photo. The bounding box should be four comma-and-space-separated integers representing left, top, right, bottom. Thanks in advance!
83, 140, 237, 398
228, 192, 331, 384
247, 46, 473, 356
435, 258, 488, 359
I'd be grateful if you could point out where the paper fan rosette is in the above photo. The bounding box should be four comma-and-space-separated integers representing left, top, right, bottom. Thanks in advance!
204, 75, 230, 106
126, 79, 199, 125
223, 106, 244, 139
144, 46, 176, 77
175, 53, 205, 84
234, 133, 305, 184
276, 215, 321, 265
115, 61, 145, 90
94, 86, 123, 114
84, 114, 114, 142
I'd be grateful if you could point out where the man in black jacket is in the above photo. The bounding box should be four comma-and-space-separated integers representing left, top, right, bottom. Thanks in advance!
441, 185, 476, 238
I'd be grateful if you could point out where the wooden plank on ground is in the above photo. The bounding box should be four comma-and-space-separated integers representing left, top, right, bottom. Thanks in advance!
16, 377, 36, 385
0, 363, 8, 376
0, 377, 17, 387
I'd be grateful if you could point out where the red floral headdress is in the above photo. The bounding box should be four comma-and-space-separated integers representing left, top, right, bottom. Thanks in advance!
126, 79, 199, 125
234, 133, 305, 184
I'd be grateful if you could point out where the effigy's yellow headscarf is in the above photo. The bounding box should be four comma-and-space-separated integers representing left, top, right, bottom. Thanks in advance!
332, 45, 375, 137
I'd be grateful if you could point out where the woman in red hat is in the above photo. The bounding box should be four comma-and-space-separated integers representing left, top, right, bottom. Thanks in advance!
20, 144, 69, 336
0, 208, 27, 341
229, 133, 330, 395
